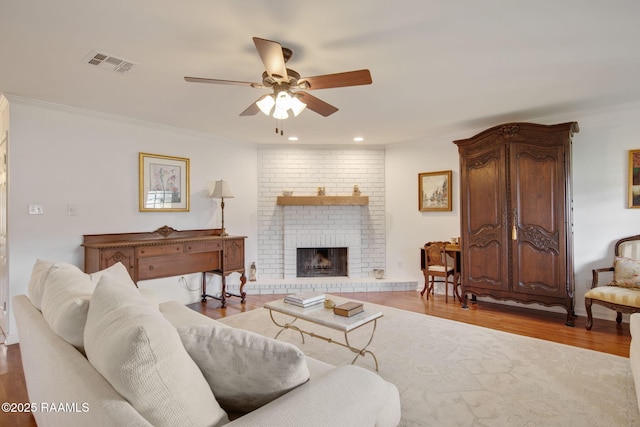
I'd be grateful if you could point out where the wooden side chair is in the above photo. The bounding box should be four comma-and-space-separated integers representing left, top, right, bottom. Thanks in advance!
586, 234, 640, 330
421, 241, 457, 302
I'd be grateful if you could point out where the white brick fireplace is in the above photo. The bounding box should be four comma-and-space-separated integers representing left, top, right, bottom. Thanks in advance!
283, 205, 363, 278
244, 147, 417, 295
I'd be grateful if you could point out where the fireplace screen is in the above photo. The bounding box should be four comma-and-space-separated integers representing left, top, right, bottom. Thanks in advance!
296, 247, 348, 278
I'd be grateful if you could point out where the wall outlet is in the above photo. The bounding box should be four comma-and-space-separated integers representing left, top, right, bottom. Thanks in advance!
586, 278, 592, 289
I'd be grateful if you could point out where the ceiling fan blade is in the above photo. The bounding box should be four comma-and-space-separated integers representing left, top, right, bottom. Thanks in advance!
184, 76, 263, 87
240, 95, 270, 116
253, 37, 288, 80
295, 92, 339, 117
299, 69, 372, 90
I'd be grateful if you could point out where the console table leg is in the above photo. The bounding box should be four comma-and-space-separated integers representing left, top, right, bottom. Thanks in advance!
201, 272, 207, 302
220, 276, 228, 308
239, 271, 247, 304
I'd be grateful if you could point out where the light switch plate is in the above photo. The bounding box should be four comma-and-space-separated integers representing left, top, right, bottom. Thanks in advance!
28, 204, 43, 215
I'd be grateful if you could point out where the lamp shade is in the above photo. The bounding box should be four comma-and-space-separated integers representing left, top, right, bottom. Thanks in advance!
256, 95, 275, 116
210, 180, 234, 199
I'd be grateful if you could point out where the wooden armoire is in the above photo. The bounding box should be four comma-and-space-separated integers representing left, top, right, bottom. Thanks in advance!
454, 122, 579, 326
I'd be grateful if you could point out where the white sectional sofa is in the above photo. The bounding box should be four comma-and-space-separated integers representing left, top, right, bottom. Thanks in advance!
13, 260, 401, 426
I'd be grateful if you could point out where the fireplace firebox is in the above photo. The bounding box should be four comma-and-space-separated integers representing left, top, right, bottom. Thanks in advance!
296, 247, 348, 278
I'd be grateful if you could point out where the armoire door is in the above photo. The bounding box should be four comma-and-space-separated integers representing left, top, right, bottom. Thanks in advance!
459, 141, 510, 293
510, 142, 568, 298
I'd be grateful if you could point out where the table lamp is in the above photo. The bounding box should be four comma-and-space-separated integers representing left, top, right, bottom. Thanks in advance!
210, 180, 234, 236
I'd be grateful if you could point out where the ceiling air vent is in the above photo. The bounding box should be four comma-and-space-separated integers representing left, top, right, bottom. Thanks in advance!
84, 50, 137, 73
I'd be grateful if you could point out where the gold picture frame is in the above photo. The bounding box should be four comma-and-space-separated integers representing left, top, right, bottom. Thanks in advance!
419, 170, 452, 212
629, 149, 640, 208
139, 152, 190, 212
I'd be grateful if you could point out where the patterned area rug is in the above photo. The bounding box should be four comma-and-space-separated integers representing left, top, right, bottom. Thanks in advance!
218, 299, 640, 426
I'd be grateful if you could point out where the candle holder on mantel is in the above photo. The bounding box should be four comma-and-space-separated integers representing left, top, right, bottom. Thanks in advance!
317, 187, 326, 196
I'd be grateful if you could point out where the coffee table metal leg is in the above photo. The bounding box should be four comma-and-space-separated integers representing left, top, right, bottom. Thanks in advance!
344, 319, 379, 371
269, 310, 305, 343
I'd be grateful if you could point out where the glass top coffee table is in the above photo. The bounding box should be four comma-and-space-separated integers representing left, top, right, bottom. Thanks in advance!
264, 296, 383, 371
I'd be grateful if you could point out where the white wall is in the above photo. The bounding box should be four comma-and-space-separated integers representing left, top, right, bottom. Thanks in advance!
385, 102, 640, 322
6, 97, 258, 342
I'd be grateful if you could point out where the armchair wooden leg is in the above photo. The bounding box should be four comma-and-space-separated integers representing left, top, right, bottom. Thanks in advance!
616, 312, 623, 324
585, 298, 593, 330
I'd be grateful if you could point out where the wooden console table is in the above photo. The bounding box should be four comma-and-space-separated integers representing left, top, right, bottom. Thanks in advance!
82, 226, 247, 307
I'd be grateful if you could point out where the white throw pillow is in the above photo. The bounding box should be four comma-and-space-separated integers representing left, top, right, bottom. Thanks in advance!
41, 263, 95, 350
178, 323, 310, 413
89, 261, 134, 286
27, 259, 56, 310
84, 273, 228, 427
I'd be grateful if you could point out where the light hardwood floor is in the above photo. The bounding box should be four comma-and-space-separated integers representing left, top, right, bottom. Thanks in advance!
0, 290, 632, 427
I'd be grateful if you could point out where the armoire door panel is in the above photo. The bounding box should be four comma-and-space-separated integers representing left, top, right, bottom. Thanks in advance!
515, 242, 564, 295
511, 144, 564, 233
466, 157, 503, 230
461, 143, 509, 291
511, 143, 567, 297
466, 242, 507, 289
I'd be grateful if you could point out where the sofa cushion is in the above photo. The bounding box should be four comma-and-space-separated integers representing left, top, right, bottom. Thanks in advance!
40, 263, 95, 351
178, 323, 310, 413
614, 256, 640, 288
84, 272, 228, 427
27, 259, 56, 310
585, 285, 640, 307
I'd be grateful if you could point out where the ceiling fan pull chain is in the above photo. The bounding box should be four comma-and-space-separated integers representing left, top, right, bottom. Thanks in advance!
275, 119, 284, 136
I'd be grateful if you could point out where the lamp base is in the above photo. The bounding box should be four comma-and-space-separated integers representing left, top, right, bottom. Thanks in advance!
219, 228, 228, 237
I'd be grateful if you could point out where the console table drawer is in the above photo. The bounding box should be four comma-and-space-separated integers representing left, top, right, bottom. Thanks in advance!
136, 244, 184, 258
185, 241, 223, 253
137, 253, 220, 281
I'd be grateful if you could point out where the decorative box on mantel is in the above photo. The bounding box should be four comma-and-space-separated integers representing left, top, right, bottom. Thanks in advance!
276, 196, 369, 206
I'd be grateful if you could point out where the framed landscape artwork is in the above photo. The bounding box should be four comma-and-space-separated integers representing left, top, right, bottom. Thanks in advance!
139, 152, 190, 212
630, 149, 640, 208
419, 170, 452, 212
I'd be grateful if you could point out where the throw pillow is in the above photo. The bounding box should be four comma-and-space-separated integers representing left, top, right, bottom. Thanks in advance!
40, 263, 95, 350
178, 323, 310, 413
614, 256, 640, 288
89, 261, 134, 287
84, 273, 228, 427
88, 261, 159, 307
27, 259, 56, 310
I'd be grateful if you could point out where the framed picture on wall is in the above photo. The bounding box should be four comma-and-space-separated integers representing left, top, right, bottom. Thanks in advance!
629, 149, 640, 208
418, 170, 452, 212
139, 152, 190, 212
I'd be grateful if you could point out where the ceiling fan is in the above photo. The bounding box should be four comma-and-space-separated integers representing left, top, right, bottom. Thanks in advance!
184, 37, 372, 120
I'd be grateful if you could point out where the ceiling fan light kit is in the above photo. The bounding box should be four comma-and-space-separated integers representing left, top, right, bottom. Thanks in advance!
184, 37, 372, 126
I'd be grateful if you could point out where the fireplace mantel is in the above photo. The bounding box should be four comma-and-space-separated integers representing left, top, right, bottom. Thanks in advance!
277, 196, 369, 206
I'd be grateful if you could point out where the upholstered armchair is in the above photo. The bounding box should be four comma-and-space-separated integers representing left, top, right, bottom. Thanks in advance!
585, 234, 640, 330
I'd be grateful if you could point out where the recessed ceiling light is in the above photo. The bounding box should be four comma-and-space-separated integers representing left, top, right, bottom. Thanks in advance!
353, 137, 364, 142
288, 136, 299, 141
